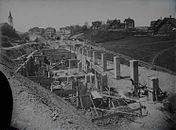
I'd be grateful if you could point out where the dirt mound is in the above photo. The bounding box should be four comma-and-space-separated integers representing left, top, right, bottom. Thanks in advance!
0, 44, 100, 129
0, 64, 100, 130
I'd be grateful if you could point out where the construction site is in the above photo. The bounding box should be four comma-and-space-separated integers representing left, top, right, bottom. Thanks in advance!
1, 0, 176, 129
0, 37, 174, 130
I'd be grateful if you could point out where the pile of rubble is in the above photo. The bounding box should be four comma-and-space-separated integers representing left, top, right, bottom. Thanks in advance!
0, 55, 100, 130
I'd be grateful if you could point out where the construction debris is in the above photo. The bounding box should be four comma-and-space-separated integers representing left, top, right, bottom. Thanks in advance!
3, 39, 174, 130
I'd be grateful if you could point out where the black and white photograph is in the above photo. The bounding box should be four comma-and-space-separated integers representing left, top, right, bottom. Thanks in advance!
0, 0, 176, 129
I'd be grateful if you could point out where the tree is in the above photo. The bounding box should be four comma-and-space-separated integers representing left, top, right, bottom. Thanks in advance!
71, 25, 83, 35
91, 21, 102, 29
84, 22, 89, 28
82, 22, 89, 32
19, 32, 29, 42
0, 23, 20, 40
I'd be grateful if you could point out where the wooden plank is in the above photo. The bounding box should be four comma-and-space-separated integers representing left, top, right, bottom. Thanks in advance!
92, 107, 139, 122
15, 50, 38, 73
100, 93, 137, 103
89, 95, 99, 116
92, 64, 105, 74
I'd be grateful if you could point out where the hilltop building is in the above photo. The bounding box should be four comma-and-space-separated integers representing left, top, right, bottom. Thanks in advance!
107, 19, 120, 29
8, 11, 13, 27
150, 19, 162, 29
151, 16, 176, 34
124, 18, 135, 29
106, 19, 125, 30
45, 27, 56, 40
91, 21, 102, 30
91, 18, 135, 31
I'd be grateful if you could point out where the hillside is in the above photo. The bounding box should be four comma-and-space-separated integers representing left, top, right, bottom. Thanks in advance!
98, 35, 176, 72
75, 30, 176, 72
101, 36, 174, 59
0, 47, 100, 130
154, 46, 176, 72
82, 30, 127, 43
70, 30, 176, 72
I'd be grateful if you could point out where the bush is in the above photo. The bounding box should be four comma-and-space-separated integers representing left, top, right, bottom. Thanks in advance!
83, 30, 127, 43
0, 23, 20, 40
0, 35, 12, 47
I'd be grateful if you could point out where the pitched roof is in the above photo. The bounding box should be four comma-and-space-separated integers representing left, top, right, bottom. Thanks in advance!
153, 17, 176, 33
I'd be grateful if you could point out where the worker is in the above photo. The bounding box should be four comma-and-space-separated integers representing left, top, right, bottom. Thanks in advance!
130, 78, 135, 86
130, 79, 136, 96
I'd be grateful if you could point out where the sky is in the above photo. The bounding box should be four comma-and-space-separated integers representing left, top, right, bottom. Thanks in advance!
0, 0, 175, 32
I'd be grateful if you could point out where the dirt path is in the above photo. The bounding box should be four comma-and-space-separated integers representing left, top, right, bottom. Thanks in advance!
152, 45, 176, 65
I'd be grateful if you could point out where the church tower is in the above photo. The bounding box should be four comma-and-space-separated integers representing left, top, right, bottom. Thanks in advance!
8, 11, 13, 27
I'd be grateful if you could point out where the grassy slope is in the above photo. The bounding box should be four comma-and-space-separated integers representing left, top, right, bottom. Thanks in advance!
83, 30, 127, 43
77, 30, 176, 72
154, 46, 176, 72
99, 35, 176, 71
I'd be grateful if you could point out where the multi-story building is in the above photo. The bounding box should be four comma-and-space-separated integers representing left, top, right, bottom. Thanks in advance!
91, 21, 102, 30
106, 18, 134, 31
151, 16, 176, 34
106, 19, 121, 30
124, 18, 135, 29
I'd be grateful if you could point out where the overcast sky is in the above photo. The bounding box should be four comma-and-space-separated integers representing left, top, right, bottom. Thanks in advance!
0, 0, 175, 32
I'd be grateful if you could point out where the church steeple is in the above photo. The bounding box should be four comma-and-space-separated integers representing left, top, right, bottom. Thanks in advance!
8, 11, 13, 27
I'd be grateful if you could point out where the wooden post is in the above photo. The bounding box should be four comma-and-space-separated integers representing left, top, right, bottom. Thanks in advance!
102, 73, 108, 91
130, 60, 139, 96
81, 48, 84, 71
114, 56, 120, 79
101, 53, 107, 72
95, 73, 99, 89
68, 59, 71, 69
175, 50, 176, 72
93, 51, 97, 65
87, 49, 90, 58
149, 77, 159, 101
